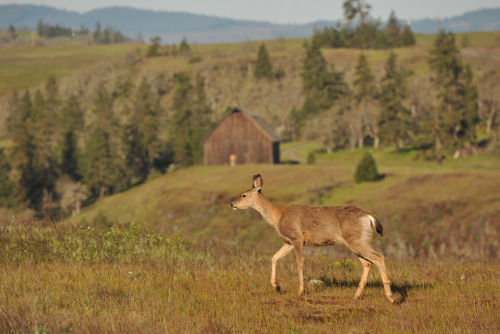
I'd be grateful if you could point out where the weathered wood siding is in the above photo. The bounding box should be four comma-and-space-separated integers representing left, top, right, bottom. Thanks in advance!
203, 111, 280, 165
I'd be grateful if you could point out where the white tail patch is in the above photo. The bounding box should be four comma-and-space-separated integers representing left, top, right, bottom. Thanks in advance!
368, 215, 376, 230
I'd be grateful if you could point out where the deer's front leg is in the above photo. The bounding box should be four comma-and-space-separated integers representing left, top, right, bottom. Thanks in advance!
271, 243, 294, 291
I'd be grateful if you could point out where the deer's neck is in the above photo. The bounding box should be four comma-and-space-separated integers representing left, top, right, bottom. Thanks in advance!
253, 194, 284, 228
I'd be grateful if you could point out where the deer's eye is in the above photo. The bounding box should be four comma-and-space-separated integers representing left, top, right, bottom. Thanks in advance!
242, 195, 246, 198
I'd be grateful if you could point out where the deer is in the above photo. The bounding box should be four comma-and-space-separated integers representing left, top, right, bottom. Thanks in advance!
231, 174, 395, 303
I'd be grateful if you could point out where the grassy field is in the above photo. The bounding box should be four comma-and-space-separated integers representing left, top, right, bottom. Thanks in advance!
1, 32, 500, 333
0, 43, 143, 96
1, 148, 499, 332
0, 212, 498, 333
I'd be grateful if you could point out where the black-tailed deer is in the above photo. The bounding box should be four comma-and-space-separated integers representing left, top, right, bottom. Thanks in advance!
231, 174, 394, 303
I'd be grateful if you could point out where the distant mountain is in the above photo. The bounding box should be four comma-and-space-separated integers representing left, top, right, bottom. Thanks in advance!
410, 8, 500, 34
1, 4, 499, 44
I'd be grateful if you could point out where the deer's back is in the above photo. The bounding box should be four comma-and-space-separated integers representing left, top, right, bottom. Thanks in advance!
278, 205, 372, 246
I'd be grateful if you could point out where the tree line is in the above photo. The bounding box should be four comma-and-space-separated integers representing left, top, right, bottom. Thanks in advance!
290, 29, 479, 161
312, 1, 415, 49
1, 72, 213, 213
36, 19, 128, 44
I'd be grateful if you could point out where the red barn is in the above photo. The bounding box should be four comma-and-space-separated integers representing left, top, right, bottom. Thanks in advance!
203, 108, 280, 165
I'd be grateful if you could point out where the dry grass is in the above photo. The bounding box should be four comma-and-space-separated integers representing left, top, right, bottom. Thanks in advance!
0, 214, 498, 333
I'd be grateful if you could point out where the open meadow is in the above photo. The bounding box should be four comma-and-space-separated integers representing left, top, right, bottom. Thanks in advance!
1, 28, 500, 333
1, 146, 499, 333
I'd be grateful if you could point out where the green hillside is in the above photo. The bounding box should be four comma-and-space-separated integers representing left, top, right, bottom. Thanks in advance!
73, 147, 500, 258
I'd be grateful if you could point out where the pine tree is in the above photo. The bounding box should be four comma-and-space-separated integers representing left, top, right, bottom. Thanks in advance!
124, 78, 162, 181
462, 64, 479, 144
401, 25, 416, 46
58, 94, 83, 183
61, 94, 84, 133
179, 37, 191, 54
83, 85, 123, 200
10, 91, 45, 208
0, 148, 15, 208
429, 30, 478, 160
61, 131, 80, 181
354, 152, 380, 182
93, 22, 102, 44
301, 40, 328, 98
352, 53, 378, 148
169, 72, 213, 165
254, 44, 273, 79
377, 52, 411, 153
353, 53, 376, 103
301, 41, 348, 109
190, 73, 213, 163
385, 11, 401, 47
146, 36, 161, 57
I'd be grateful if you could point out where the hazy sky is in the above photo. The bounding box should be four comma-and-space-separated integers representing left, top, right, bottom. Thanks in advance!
2, 0, 499, 24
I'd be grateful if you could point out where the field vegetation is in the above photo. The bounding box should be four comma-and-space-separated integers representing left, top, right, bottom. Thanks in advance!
1, 12, 500, 332
3, 145, 499, 332
1, 165, 499, 332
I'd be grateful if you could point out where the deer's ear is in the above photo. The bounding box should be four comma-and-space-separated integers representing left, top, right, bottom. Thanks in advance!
252, 174, 263, 190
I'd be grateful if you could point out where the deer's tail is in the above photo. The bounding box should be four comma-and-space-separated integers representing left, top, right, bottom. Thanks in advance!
368, 215, 383, 237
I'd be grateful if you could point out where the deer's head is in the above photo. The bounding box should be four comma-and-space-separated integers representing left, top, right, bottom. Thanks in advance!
231, 174, 263, 210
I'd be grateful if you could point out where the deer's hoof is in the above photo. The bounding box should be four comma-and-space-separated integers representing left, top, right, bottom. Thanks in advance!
274, 282, 280, 292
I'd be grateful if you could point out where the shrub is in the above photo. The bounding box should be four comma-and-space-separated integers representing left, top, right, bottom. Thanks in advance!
354, 152, 381, 183
307, 152, 316, 164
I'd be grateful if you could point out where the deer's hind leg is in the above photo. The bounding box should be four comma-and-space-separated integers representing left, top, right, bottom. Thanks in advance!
293, 241, 305, 295
354, 257, 372, 300
353, 247, 394, 303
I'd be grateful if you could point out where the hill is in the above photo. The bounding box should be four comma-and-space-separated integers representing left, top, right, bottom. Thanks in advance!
72, 147, 500, 259
1, 4, 499, 44
411, 8, 500, 33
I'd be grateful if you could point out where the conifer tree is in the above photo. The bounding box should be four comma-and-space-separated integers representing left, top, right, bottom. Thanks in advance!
401, 25, 416, 46
123, 78, 162, 181
190, 73, 213, 163
354, 152, 380, 182
146, 36, 161, 57
83, 85, 123, 200
10, 91, 45, 208
352, 53, 378, 148
169, 72, 213, 165
254, 44, 273, 79
0, 149, 15, 208
60, 131, 80, 181
377, 51, 411, 153
58, 94, 83, 182
301, 41, 348, 109
429, 30, 479, 160
353, 53, 376, 103
179, 37, 191, 54
93, 22, 102, 44
385, 11, 401, 47
296, 41, 349, 138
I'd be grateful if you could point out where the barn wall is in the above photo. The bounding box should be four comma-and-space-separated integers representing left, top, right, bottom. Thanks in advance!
203, 112, 278, 165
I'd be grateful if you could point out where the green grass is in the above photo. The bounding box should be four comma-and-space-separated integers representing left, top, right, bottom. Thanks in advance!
1, 147, 499, 332
65, 146, 500, 261
0, 214, 498, 333
0, 44, 143, 96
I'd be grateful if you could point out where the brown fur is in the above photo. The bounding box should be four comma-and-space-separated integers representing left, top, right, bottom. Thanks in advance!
231, 174, 394, 303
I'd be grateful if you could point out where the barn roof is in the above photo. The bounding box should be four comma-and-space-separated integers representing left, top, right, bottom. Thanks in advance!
204, 108, 280, 143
